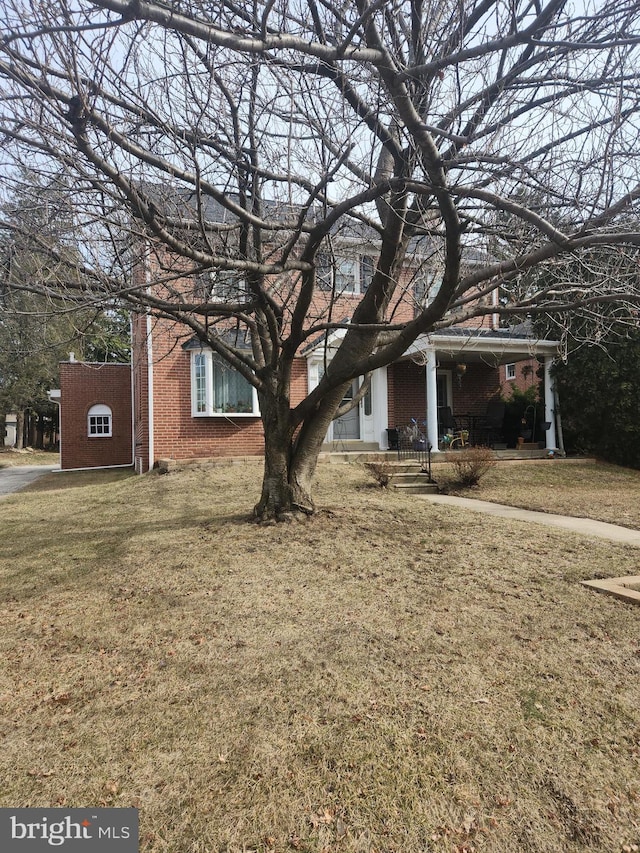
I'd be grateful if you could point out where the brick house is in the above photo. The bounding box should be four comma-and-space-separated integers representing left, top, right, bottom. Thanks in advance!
54, 209, 561, 471
55, 313, 560, 474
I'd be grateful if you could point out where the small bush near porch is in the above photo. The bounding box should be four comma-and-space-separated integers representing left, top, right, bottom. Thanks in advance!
445, 446, 497, 487
1, 461, 639, 852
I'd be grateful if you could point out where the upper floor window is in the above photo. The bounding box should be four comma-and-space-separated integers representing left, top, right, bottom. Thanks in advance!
88, 404, 112, 437
195, 269, 247, 302
317, 252, 376, 295
414, 271, 438, 308
191, 351, 259, 416
360, 255, 375, 291
505, 363, 517, 381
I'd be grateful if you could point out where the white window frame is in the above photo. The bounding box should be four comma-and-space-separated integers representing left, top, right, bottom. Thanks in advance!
191, 350, 259, 417
87, 404, 113, 437
505, 363, 517, 381
414, 271, 438, 308
196, 269, 247, 302
317, 252, 375, 295
360, 255, 375, 291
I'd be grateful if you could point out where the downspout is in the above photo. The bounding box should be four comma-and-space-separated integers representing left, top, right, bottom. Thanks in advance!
554, 384, 566, 456
145, 246, 155, 472
129, 314, 136, 469
543, 356, 558, 451
47, 390, 61, 468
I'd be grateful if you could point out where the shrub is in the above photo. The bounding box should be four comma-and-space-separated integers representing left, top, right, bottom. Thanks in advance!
446, 446, 497, 487
364, 461, 393, 488
553, 333, 640, 468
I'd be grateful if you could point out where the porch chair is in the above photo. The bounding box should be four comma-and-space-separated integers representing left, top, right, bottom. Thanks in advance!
477, 400, 506, 447
438, 406, 468, 449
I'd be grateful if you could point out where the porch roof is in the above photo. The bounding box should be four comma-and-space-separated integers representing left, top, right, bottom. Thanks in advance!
404, 327, 560, 365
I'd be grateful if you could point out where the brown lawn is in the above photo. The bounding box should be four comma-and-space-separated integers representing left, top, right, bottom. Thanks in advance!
1, 460, 639, 852
438, 458, 640, 531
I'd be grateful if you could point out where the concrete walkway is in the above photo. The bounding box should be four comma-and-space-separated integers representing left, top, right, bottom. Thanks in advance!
0, 464, 57, 498
419, 493, 640, 547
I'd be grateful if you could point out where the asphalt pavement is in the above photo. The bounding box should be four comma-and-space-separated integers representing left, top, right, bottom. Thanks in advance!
0, 464, 58, 497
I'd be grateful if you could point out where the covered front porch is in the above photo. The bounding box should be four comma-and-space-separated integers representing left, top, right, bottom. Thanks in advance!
389, 328, 561, 454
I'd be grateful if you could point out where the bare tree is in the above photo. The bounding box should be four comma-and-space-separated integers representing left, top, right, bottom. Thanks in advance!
0, 0, 639, 518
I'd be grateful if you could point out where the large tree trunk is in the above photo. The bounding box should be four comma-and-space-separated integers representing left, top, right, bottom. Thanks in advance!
253, 440, 315, 522
253, 383, 348, 522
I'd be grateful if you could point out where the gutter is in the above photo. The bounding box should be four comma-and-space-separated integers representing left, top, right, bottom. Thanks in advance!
54, 463, 134, 473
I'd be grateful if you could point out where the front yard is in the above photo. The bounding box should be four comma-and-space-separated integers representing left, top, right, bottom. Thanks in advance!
1, 460, 639, 852
450, 458, 640, 530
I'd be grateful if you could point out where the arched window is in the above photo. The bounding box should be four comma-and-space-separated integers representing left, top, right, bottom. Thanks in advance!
88, 403, 112, 437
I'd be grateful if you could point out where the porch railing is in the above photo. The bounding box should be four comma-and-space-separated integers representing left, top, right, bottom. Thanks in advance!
394, 420, 433, 479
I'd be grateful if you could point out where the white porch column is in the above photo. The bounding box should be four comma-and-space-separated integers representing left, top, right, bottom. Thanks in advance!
543, 356, 558, 450
425, 347, 440, 452
371, 366, 389, 449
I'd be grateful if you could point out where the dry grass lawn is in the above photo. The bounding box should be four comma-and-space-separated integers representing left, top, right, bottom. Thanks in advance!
1, 460, 639, 853
0, 448, 59, 467
438, 458, 640, 531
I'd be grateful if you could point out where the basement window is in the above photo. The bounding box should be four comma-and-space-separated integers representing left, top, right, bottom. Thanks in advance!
88, 404, 113, 437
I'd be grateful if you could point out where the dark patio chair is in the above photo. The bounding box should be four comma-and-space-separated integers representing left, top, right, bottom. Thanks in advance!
476, 400, 505, 447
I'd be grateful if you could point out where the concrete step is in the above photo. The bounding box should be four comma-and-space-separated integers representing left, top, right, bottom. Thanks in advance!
390, 471, 439, 494
389, 471, 434, 484
386, 463, 432, 475
493, 449, 549, 460
392, 480, 440, 494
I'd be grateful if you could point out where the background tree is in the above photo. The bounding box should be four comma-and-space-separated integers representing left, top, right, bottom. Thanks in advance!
0, 174, 130, 447
553, 330, 640, 467
0, 0, 639, 516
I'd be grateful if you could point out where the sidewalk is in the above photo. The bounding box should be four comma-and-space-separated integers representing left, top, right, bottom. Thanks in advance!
418, 493, 640, 547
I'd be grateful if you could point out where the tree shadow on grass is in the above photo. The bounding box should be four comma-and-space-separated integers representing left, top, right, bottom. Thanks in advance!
17, 468, 136, 494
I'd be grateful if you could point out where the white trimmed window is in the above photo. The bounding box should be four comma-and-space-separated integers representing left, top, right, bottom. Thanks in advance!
414, 271, 438, 308
196, 269, 246, 301
191, 351, 259, 416
88, 404, 112, 437
317, 252, 376, 295
505, 363, 517, 381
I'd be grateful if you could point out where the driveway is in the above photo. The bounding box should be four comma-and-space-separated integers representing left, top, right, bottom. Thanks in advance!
0, 464, 58, 497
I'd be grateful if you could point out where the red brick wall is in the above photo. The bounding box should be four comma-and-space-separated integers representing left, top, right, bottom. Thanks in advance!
388, 359, 501, 427
59, 362, 132, 470
499, 358, 541, 398
448, 361, 501, 414
387, 361, 426, 427
136, 316, 309, 467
